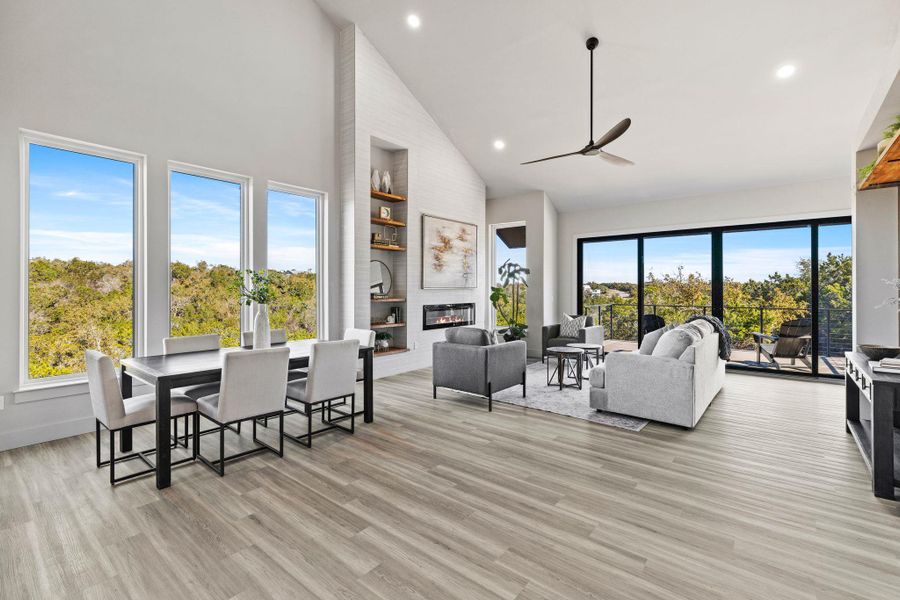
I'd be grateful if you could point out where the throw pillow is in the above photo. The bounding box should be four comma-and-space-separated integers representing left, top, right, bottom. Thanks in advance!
679, 323, 703, 343
559, 314, 587, 338
678, 345, 696, 364
651, 328, 695, 359
639, 325, 670, 355
690, 319, 715, 337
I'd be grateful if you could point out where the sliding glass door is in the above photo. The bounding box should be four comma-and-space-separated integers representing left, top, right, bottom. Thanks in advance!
576, 217, 851, 378
581, 239, 639, 351
723, 226, 811, 373
643, 233, 712, 329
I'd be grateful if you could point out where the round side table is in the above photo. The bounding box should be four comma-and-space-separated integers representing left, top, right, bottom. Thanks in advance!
546, 346, 584, 390
567, 342, 604, 370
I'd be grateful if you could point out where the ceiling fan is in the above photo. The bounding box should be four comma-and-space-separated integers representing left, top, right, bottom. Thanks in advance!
522, 37, 633, 166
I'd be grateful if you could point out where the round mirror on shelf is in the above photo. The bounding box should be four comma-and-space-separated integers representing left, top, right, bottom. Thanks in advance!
369, 260, 393, 296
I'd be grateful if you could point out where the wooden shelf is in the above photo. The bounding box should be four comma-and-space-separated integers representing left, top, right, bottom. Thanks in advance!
375, 347, 409, 357
859, 131, 900, 190
371, 297, 406, 303
371, 322, 406, 329
371, 217, 407, 227
371, 190, 407, 203
371, 243, 406, 252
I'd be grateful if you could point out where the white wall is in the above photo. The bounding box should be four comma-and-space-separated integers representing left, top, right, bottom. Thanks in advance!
557, 177, 852, 315
0, 0, 339, 450
339, 26, 486, 377
486, 191, 558, 357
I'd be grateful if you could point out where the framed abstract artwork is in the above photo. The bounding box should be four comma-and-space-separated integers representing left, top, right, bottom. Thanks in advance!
422, 214, 477, 289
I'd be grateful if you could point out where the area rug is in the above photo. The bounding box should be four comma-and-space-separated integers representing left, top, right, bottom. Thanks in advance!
492, 362, 648, 432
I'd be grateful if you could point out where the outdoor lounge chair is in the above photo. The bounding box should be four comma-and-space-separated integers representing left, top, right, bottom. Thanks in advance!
752, 317, 812, 369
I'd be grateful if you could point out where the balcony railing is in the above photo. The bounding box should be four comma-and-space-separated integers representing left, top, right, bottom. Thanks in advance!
584, 303, 852, 358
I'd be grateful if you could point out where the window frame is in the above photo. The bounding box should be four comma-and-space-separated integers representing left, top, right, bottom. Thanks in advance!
575, 215, 852, 379
489, 221, 526, 330
18, 129, 147, 387
266, 180, 327, 340
167, 161, 253, 338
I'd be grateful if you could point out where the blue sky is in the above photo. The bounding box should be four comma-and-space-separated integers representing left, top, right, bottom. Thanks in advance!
583, 224, 851, 283
29, 144, 317, 272
495, 231, 526, 276
29, 144, 134, 264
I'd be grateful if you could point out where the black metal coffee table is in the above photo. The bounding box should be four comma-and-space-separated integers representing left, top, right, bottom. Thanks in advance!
546, 346, 584, 390
567, 342, 604, 369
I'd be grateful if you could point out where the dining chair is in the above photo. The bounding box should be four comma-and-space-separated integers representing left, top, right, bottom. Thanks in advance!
194, 346, 290, 476
284, 339, 359, 448
163, 333, 225, 441
240, 329, 306, 382
344, 328, 375, 381
86, 350, 197, 485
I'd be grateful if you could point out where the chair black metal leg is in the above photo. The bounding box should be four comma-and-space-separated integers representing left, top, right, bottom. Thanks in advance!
109, 429, 115, 486
433, 385, 437, 399
350, 395, 355, 434
193, 413, 200, 459
95, 420, 102, 468
278, 412, 284, 456
307, 406, 313, 448
218, 425, 225, 477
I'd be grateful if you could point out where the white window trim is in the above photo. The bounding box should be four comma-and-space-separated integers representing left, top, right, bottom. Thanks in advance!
489, 221, 526, 330
18, 129, 147, 389
167, 161, 253, 336
267, 180, 328, 340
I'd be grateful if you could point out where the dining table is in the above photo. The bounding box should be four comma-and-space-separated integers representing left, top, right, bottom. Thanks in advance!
118, 339, 375, 489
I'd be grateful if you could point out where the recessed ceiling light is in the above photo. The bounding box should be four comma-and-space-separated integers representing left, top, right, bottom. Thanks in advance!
406, 14, 421, 29
775, 64, 796, 79
493, 139, 506, 151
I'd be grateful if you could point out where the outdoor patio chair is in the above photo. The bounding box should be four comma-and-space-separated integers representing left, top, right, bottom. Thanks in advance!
752, 317, 812, 369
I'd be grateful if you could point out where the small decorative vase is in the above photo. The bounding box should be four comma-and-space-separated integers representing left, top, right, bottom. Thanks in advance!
253, 304, 271, 349
371, 169, 381, 192
381, 170, 392, 194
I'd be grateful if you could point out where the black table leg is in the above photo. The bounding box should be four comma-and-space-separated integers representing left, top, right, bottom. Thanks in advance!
871, 387, 896, 500
845, 371, 859, 434
119, 366, 133, 452
557, 354, 563, 391
156, 378, 172, 489
364, 347, 374, 423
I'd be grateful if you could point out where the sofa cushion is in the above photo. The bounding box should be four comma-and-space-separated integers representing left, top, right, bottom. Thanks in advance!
445, 327, 492, 346
547, 336, 577, 349
588, 364, 606, 388
559, 314, 587, 338
639, 325, 671, 355
652, 328, 696, 359
679, 345, 696, 364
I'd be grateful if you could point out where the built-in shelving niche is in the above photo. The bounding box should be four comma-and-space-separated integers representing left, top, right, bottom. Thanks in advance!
370, 137, 409, 356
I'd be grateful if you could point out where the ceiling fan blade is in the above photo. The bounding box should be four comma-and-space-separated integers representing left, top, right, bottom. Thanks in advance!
598, 151, 635, 167
520, 150, 583, 165
592, 118, 632, 150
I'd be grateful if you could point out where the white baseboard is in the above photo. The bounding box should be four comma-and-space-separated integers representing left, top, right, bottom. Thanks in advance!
0, 415, 96, 452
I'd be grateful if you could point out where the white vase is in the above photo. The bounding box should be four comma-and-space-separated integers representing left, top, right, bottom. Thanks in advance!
253, 304, 271, 349
371, 169, 381, 192
381, 170, 392, 194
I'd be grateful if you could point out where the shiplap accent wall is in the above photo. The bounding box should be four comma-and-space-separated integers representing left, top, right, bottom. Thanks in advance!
339, 26, 487, 377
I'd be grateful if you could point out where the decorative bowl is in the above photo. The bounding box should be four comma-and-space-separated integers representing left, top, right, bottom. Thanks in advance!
857, 344, 900, 361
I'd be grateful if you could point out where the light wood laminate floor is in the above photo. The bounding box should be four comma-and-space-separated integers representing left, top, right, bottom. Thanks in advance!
2, 370, 899, 599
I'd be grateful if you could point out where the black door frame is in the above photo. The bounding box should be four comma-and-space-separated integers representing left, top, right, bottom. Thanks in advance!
576, 216, 851, 379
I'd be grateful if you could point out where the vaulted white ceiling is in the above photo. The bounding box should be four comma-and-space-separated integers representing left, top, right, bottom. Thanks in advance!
317, 0, 900, 211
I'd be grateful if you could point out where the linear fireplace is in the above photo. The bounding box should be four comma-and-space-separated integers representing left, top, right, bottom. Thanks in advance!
423, 303, 476, 330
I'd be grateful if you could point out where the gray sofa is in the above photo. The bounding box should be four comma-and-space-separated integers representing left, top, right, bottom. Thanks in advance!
589, 325, 725, 428
541, 315, 605, 362
432, 327, 527, 411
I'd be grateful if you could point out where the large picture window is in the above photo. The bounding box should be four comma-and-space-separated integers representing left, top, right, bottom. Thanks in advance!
21, 131, 144, 383
577, 217, 851, 378
267, 183, 322, 341
169, 163, 248, 348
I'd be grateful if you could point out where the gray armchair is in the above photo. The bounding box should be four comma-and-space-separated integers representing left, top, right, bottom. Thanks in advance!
432, 327, 526, 411
542, 315, 605, 362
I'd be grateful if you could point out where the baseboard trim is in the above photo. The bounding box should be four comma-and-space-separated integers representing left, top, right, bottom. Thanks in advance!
0, 415, 95, 452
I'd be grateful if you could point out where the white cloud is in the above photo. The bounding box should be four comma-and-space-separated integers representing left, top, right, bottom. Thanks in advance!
268, 245, 316, 272
30, 229, 132, 263
170, 234, 240, 268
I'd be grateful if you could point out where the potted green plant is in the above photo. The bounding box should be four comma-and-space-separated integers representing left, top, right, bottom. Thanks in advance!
237, 269, 276, 348
491, 259, 530, 341
374, 331, 393, 352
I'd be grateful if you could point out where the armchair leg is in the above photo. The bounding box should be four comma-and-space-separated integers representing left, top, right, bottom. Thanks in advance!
487, 382, 492, 412
433, 385, 437, 399
522, 371, 526, 398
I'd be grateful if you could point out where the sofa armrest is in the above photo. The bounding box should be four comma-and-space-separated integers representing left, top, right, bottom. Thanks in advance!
486, 340, 527, 392
579, 325, 605, 345
605, 351, 696, 426
433, 342, 487, 395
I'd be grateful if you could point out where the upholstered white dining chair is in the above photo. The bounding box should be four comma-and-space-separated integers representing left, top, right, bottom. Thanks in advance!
194, 346, 290, 476
344, 328, 375, 381
284, 339, 359, 448
86, 350, 197, 485
163, 333, 223, 441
